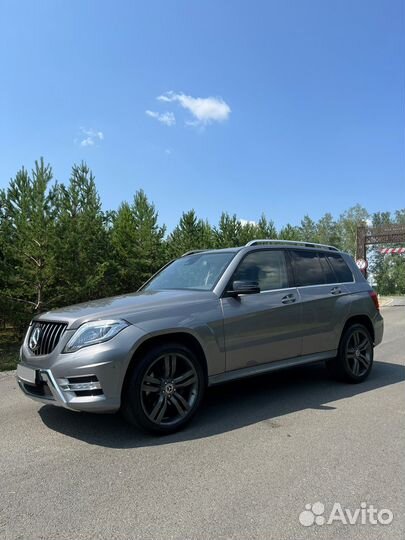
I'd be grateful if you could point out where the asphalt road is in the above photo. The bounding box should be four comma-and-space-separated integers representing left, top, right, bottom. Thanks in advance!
1, 307, 404, 540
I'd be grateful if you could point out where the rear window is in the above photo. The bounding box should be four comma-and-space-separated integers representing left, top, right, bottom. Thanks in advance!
326, 253, 354, 283
290, 250, 325, 286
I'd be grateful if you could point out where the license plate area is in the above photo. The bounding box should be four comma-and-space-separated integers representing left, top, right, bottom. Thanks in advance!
17, 364, 37, 384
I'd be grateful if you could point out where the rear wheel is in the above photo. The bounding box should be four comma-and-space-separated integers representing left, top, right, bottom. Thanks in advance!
122, 343, 205, 434
327, 324, 374, 383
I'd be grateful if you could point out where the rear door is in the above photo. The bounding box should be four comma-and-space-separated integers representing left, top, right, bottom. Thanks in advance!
290, 249, 352, 355
221, 249, 302, 371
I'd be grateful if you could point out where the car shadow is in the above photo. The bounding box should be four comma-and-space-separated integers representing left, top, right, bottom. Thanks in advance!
38, 359, 405, 449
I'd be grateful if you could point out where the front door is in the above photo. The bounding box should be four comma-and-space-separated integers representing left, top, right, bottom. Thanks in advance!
221, 249, 302, 372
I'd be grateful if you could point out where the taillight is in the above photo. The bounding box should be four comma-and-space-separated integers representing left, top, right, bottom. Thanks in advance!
369, 290, 380, 311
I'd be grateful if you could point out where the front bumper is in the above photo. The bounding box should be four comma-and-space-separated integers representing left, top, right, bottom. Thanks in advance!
17, 367, 120, 413
17, 323, 145, 413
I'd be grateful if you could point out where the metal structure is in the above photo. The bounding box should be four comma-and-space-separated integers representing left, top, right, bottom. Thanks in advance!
181, 249, 207, 257
182, 240, 341, 258
379, 247, 405, 255
245, 239, 339, 251
356, 224, 405, 277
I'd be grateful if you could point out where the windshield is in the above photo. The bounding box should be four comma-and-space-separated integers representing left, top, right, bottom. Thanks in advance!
144, 252, 235, 291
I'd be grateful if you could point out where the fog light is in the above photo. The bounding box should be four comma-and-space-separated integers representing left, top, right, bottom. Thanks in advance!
60, 375, 101, 392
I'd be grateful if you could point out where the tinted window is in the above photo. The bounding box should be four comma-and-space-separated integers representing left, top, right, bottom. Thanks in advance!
319, 253, 336, 284
327, 253, 354, 283
232, 250, 289, 291
291, 250, 325, 286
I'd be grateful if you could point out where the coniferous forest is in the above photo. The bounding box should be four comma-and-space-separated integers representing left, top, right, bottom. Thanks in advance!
1, 158, 404, 349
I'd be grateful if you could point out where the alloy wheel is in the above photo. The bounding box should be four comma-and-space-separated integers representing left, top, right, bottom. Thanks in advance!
140, 353, 199, 426
345, 329, 372, 377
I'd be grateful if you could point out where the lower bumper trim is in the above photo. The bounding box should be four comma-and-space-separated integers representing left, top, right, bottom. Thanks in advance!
17, 367, 120, 413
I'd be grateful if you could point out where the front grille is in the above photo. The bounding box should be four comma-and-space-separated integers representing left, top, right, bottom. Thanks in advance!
28, 321, 67, 356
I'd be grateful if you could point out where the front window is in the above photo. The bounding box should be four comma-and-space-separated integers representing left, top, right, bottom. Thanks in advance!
231, 250, 290, 291
143, 252, 235, 291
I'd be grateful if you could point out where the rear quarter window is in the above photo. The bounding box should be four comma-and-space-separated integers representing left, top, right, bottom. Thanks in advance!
326, 253, 354, 283
319, 253, 336, 284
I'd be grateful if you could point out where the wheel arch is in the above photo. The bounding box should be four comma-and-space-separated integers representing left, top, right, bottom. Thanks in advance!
341, 314, 375, 343
121, 331, 209, 402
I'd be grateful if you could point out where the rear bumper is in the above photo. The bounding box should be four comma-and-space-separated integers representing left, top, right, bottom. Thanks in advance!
17, 368, 120, 413
373, 312, 384, 347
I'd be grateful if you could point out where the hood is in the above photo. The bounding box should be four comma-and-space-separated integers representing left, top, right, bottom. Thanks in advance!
35, 289, 217, 330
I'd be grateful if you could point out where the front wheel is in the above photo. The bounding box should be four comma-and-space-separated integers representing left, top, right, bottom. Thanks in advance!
326, 324, 374, 383
122, 343, 205, 434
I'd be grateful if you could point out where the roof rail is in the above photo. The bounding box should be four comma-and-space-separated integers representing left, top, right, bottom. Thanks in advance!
181, 249, 207, 257
245, 239, 339, 251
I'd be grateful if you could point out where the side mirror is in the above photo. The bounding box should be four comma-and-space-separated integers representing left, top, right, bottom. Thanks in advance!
228, 280, 260, 296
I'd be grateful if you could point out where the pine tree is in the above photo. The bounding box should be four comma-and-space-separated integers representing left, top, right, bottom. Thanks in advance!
214, 212, 243, 248
132, 190, 166, 287
299, 215, 318, 242
239, 221, 257, 246
110, 202, 138, 292
256, 214, 277, 239
168, 210, 212, 257
0, 159, 56, 326
110, 191, 166, 292
0, 187, 11, 327
316, 213, 341, 248
278, 223, 300, 240
52, 163, 109, 305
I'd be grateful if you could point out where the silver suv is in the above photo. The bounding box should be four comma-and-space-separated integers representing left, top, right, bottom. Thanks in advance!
17, 240, 383, 434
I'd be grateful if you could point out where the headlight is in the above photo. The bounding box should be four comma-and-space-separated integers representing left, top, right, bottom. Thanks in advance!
63, 319, 129, 353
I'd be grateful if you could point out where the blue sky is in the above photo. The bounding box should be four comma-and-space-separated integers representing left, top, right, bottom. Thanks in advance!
0, 0, 404, 231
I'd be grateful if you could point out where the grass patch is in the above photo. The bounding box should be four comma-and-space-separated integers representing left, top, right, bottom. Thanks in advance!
0, 348, 19, 371
0, 328, 21, 372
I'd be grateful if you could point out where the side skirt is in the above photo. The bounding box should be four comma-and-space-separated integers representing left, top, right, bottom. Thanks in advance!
208, 350, 337, 386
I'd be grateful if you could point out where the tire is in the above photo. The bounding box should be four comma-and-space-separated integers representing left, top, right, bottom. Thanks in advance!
122, 342, 205, 435
326, 323, 374, 383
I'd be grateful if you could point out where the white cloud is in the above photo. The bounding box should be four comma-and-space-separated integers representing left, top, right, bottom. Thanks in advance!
157, 91, 231, 126
81, 137, 94, 147
165, 148, 172, 155
145, 110, 176, 126
157, 94, 172, 103
79, 127, 104, 147
239, 219, 256, 227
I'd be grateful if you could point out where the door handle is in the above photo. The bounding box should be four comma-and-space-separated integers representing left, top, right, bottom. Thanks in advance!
330, 286, 342, 295
281, 294, 296, 304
